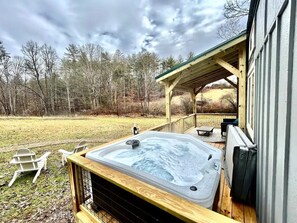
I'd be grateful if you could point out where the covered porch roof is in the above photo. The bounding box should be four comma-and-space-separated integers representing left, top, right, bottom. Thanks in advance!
156, 31, 247, 130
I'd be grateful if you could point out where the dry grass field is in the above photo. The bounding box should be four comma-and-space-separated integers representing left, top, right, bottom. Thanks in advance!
202, 88, 236, 102
151, 88, 236, 106
0, 116, 166, 222
0, 112, 235, 222
0, 116, 167, 149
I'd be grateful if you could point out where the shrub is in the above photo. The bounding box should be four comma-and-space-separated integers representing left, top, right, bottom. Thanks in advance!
197, 101, 236, 113
180, 96, 192, 115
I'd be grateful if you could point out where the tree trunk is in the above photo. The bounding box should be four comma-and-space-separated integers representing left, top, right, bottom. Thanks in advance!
66, 84, 71, 115
144, 71, 148, 114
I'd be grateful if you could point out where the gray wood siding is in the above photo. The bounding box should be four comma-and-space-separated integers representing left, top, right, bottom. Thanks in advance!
267, 29, 277, 223
287, 9, 297, 221
255, 0, 266, 49
250, 0, 296, 222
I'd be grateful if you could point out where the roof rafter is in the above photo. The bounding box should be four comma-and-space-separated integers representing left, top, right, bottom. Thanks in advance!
215, 57, 240, 78
167, 72, 186, 92
156, 32, 246, 82
194, 85, 206, 95
224, 77, 238, 88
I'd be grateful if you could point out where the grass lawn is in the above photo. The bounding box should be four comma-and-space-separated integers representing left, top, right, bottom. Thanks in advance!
0, 114, 234, 222
0, 116, 166, 222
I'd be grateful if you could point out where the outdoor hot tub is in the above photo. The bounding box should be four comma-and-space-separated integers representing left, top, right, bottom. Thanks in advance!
86, 131, 222, 210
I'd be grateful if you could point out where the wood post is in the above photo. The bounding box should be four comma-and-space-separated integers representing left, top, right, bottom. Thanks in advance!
191, 91, 197, 114
68, 161, 80, 215
165, 83, 172, 130
191, 86, 205, 128
238, 44, 246, 131
164, 72, 186, 131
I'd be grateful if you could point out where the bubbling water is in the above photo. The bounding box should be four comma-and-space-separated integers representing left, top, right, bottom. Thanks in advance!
103, 137, 209, 186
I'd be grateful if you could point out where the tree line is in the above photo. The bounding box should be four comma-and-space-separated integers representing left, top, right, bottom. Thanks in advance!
0, 40, 194, 116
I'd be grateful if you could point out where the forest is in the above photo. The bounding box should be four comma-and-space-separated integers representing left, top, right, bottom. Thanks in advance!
0, 40, 194, 116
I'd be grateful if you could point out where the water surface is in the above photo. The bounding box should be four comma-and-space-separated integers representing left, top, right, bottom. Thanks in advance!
103, 137, 209, 186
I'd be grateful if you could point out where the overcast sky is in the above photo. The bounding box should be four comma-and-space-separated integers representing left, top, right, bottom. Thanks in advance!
0, 0, 227, 59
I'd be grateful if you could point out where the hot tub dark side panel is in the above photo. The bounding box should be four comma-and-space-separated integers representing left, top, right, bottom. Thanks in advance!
91, 173, 184, 223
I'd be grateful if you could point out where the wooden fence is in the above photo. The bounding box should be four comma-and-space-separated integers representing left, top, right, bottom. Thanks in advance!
150, 113, 237, 133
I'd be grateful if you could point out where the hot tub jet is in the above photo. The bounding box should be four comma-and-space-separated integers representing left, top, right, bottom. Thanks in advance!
125, 139, 140, 149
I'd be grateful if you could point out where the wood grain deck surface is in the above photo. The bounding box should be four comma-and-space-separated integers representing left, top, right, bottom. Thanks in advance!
71, 140, 257, 223
209, 142, 257, 223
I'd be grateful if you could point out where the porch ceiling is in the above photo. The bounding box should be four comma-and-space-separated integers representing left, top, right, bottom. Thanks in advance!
156, 32, 246, 91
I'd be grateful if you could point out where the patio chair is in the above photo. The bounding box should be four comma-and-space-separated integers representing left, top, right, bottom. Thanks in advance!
8, 148, 51, 187
58, 141, 88, 165
221, 118, 238, 136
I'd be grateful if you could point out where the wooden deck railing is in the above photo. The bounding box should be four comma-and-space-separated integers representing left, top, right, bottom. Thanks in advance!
68, 144, 239, 223
149, 114, 196, 133
150, 113, 237, 133
68, 113, 243, 223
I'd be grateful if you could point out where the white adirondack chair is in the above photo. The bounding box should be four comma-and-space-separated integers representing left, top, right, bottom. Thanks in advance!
8, 148, 51, 187
58, 141, 88, 165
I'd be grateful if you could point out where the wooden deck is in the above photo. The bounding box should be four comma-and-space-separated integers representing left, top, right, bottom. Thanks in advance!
71, 133, 257, 223
209, 142, 257, 223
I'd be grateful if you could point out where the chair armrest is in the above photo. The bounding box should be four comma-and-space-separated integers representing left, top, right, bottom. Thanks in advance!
10, 159, 17, 164
74, 145, 88, 150
37, 152, 51, 161
58, 149, 73, 155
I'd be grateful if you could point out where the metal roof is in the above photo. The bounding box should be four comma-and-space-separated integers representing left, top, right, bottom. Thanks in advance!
156, 31, 247, 81
155, 31, 247, 91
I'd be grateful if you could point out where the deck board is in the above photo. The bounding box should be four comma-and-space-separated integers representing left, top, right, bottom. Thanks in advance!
221, 171, 232, 218
70, 148, 239, 223
244, 205, 257, 223
72, 137, 256, 223
208, 142, 257, 223
232, 201, 244, 222
216, 168, 225, 213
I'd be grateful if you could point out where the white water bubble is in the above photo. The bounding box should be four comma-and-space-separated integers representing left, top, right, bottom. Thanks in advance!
104, 137, 209, 186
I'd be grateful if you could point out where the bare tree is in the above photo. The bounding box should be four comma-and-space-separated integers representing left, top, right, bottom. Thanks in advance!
61, 59, 72, 114
217, 0, 250, 40
0, 41, 8, 62
22, 41, 49, 115
41, 44, 58, 114
217, 18, 246, 40
9, 56, 25, 114
187, 51, 195, 60
109, 49, 129, 115
221, 92, 237, 111
62, 44, 82, 113
0, 56, 12, 114
132, 51, 159, 114
79, 43, 103, 109
224, 0, 250, 18
0, 55, 24, 115
0, 40, 182, 116
65, 44, 80, 62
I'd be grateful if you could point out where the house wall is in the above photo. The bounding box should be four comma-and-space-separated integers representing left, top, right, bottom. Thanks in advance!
249, 0, 297, 222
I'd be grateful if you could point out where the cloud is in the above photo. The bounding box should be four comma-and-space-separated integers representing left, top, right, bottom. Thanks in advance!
0, 0, 227, 59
